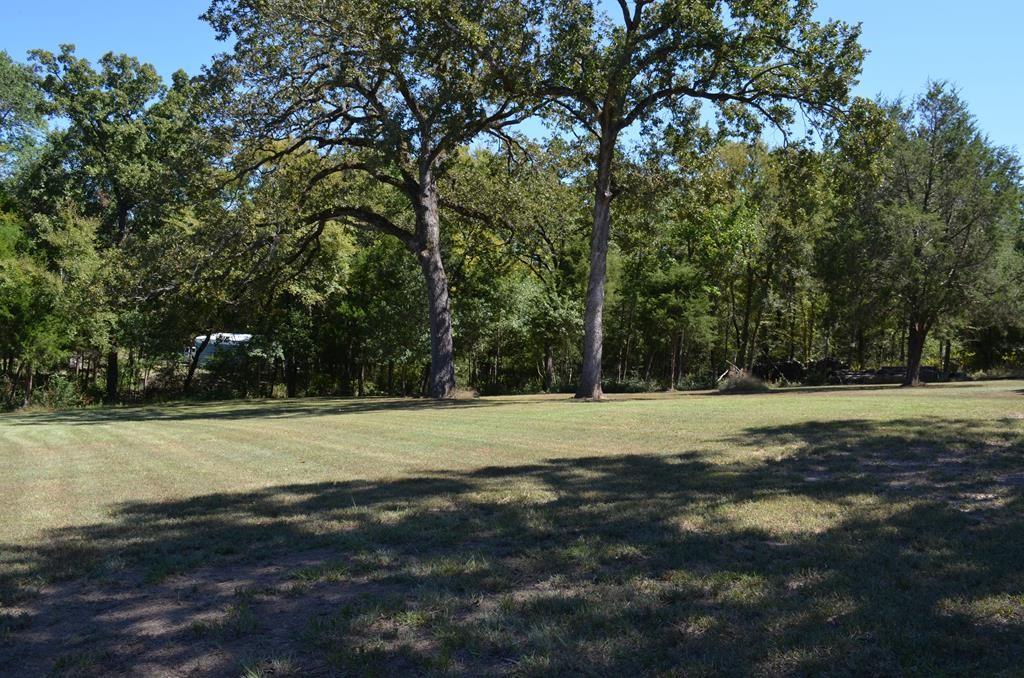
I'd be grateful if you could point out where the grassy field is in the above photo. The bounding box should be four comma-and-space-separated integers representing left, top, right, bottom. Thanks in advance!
1, 382, 1023, 676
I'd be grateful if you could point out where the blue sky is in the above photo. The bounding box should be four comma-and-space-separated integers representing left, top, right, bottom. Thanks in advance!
2, 1, 1022, 152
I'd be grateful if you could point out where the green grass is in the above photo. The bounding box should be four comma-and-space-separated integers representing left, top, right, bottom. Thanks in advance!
2, 382, 1023, 675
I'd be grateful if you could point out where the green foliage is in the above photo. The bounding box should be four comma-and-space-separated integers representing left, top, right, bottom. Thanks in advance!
29, 374, 87, 409
27, 46, 167, 240
0, 51, 44, 176
824, 83, 1023, 380
541, 0, 864, 137
539, 0, 865, 396
0, 206, 102, 388
0, 11, 1021, 406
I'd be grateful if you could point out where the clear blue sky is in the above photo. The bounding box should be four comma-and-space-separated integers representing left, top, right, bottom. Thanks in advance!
2, 0, 1022, 152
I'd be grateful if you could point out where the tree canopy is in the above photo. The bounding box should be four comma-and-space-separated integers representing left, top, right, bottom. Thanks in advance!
0, 2, 1022, 410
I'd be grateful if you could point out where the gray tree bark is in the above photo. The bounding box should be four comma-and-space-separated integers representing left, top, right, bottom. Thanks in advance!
21, 364, 33, 409
414, 181, 457, 400
904, 319, 930, 386
576, 131, 616, 399
544, 343, 555, 392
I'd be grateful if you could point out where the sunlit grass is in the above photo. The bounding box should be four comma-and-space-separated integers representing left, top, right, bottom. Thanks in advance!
1, 381, 1023, 674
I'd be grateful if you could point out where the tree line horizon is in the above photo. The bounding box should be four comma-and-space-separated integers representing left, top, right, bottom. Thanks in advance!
1, 0, 1022, 408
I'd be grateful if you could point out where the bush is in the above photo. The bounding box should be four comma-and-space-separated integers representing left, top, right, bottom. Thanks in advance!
603, 377, 662, 394
197, 346, 275, 399
29, 374, 87, 410
676, 374, 718, 391
969, 368, 1024, 381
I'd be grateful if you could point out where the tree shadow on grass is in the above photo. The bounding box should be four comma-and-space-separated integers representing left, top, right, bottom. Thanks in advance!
3, 381, 1003, 428
1, 396, 514, 427
2, 418, 1023, 675
1, 392, 677, 427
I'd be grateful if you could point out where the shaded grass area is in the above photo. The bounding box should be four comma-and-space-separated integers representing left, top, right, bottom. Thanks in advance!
1, 386, 1024, 675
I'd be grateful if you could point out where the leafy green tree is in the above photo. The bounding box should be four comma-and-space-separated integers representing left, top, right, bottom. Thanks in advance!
816, 98, 901, 369
712, 143, 829, 371
539, 0, 863, 397
0, 203, 104, 407
203, 0, 545, 398
605, 144, 722, 388
830, 85, 1023, 385
141, 141, 353, 396
28, 46, 166, 242
0, 51, 44, 176
882, 85, 1021, 385
26, 46, 224, 401
444, 142, 588, 391
329, 236, 427, 396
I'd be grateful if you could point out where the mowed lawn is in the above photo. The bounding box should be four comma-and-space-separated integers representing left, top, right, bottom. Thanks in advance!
2, 383, 1024, 676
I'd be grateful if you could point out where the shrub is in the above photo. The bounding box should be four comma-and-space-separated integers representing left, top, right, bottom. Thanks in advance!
676, 374, 717, 391
969, 368, 1024, 381
603, 377, 662, 394
31, 375, 87, 410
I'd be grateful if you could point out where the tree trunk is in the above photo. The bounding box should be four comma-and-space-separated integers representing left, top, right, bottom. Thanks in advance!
805, 304, 815, 364
421, 362, 431, 397
126, 350, 136, 401
942, 339, 952, 377
493, 338, 501, 386
544, 342, 556, 392
669, 334, 679, 391
285, 351, 298, 398
357, 362, 366, 398
677, 331, 685, 387
788, 298, 796, 361
116, 200, 131, 244
7, 362, 22, 407
414, 182, 457, 400
22, 363, 33, 409
747, 302, 766, 373
576, 130, 617, 399
904, 319, 929, 386
105, 350, 119, 404
183, 333, 211, 396
620, 296, 637, 382
736, 265, 756, 369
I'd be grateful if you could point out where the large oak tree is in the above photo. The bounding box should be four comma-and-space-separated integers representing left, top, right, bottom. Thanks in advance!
203, 0, 544, 398
539, 0, 863, 398
28, 47, 217, 402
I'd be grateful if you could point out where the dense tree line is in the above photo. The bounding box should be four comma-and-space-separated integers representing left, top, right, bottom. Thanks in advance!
1, 1, 1022, 408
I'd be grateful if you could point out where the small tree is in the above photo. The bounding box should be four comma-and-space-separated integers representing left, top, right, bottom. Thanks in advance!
443, 142, 588, 391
